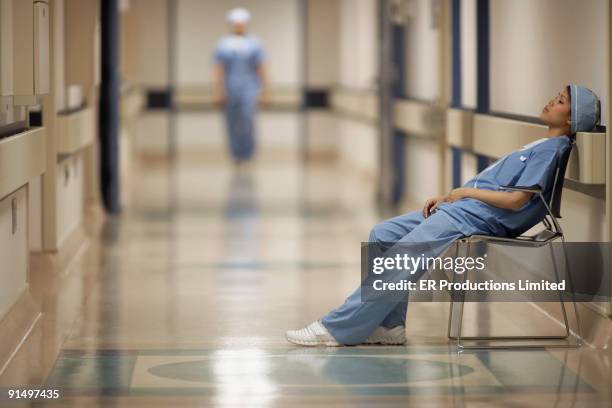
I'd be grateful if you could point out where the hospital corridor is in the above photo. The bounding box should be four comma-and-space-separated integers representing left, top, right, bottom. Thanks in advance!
1, 0, 612, 407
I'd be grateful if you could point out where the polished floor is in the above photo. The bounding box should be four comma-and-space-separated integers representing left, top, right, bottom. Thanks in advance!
1, 116, 612, 406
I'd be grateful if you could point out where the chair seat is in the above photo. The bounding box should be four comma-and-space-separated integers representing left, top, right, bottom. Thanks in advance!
459, 229, 562, 247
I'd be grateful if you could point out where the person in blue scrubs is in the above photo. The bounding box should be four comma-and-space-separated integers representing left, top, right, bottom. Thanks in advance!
214, 8, 269, 164
287, 85, 601, 346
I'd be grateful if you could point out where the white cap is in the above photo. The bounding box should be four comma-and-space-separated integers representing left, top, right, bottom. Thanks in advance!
227, 8, 251, 24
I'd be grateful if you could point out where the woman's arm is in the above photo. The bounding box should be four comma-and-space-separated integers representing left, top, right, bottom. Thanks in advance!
450, 188, 533, 210
213, 64, 226, 105
257, 63, 270, 105
424, 188, 533, 217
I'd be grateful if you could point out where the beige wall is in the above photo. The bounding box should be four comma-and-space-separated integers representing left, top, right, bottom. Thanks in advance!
401, 0, 446, 203
303, 0, 341, 160
305, 0, 339, 88
335, 0, 379, 179
53, 0, 65, 110
176, 0, 301, 88
490, 0, 608, 123
339, 0, 377, 89
405, 137, 442, 204
460, 0, 476, 108
338, 118, 378, 177
405, 0, 440, 101
64, 0, 99, 96
123, 0, 169, 88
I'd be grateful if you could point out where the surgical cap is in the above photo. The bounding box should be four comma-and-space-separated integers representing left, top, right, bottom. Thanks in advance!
227, 8, 251, 24
569, 84, 601, 134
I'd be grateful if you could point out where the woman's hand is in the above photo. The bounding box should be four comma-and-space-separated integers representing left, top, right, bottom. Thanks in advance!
258, 89, 271, 107
448, 187, 468, 202
422, 195, 448, 218
422, 188, 468, 218
214, 91, 226, 107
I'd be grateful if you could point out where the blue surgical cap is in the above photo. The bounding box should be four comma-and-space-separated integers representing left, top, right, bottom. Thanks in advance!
569, 84, 600, 134
227, 8, 251, 24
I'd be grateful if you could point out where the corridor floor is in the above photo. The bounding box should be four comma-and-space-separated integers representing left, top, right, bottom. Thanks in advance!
2, 150, 612, 407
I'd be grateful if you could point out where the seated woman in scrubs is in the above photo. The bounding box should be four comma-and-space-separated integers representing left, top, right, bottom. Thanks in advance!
287, 85, 601, 346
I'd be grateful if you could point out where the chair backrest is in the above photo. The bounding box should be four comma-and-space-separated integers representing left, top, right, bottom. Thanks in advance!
548, 139, 575, 219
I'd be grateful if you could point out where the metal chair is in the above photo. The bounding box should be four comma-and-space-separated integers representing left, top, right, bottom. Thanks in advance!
447, 139, 582, 349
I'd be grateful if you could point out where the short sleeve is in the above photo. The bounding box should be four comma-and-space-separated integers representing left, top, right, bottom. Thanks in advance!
513, 149, 559, 192
253, 41, 266, 64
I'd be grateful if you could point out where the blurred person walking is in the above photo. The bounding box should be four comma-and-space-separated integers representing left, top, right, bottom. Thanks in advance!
213, 8, 269, 165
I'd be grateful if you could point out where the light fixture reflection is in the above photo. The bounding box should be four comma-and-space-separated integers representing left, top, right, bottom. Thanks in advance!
212, 349, 278, 407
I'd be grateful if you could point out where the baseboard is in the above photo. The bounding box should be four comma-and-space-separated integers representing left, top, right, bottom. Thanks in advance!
533, 301, 612, 348
304, 150, 338, 162
0, 288, 41, 377
487, 245, 612, 347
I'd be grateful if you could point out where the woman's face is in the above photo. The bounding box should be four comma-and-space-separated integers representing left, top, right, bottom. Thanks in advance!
539, 87, 571, 129
231, 22, 248, 35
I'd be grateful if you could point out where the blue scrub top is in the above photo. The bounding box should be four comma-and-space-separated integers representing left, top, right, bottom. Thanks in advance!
438, 136, 571, 237
214, 34, 266, 97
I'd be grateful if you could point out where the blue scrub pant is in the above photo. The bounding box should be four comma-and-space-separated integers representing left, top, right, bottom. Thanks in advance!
321, 210, 486, 345
225, 93, 257, 162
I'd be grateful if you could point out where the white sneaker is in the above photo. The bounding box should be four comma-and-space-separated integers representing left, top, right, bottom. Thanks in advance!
365, 326, 406, 345
286, 321, 340, 347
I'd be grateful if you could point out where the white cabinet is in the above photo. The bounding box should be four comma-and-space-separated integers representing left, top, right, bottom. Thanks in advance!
56, 154, 83, 247
0, 0, 13, 96
13, 0, 49, 104
57, 107, 95, 155
0, 187, 28, 319
34, 0, 49, 95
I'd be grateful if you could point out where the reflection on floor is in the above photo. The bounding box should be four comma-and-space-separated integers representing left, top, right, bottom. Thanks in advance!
2, 129, 612, 406
47, 347, 592, 398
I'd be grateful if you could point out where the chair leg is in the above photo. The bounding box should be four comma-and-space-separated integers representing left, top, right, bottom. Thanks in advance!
455, 240, 470, 349
447, 242, 461, 339
560, 236, 583, 345
448, 240, 469, 347
549, 242, 570, 338
448, 238, 581, 350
